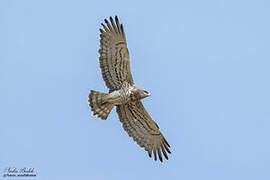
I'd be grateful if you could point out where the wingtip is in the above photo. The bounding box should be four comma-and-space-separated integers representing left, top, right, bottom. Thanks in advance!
164, 154, 169, 160
120, 24, 124, 32
148, 150, 152, 158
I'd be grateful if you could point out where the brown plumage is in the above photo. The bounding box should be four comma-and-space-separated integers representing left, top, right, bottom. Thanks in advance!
88, 16, 171, 162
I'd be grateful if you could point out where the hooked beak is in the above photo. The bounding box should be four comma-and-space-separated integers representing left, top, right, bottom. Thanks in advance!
143, 90, 150, 97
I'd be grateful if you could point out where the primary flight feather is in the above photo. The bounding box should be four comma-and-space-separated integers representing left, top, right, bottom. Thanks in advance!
88, 16, 171, 162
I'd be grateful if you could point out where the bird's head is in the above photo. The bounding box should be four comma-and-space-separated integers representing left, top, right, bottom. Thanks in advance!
130, 87, 150, 100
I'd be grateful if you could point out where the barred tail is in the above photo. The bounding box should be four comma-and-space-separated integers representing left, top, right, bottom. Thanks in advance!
88, 90, 114, 120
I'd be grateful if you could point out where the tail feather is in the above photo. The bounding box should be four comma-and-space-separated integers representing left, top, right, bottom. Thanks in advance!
88, 90, 114, 120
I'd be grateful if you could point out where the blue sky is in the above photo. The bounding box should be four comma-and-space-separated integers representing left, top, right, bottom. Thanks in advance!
1, 0, 270, 179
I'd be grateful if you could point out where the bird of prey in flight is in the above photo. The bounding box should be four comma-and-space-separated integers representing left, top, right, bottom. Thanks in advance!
88, 16, 171, 162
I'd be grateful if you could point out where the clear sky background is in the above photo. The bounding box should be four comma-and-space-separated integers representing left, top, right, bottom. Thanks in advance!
1, 0, 270, 179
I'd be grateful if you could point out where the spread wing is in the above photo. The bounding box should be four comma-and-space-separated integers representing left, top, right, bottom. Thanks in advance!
116, 100, 171, 162
98, 16, 134, 92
